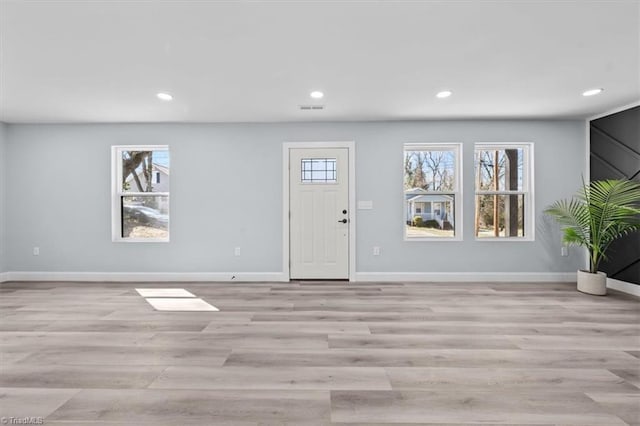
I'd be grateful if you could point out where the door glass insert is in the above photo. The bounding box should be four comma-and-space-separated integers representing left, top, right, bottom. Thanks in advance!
301, 158, 337, 183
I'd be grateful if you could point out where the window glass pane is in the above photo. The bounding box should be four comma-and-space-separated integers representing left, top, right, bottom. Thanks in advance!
301, 158, 337, 183
404, 150, 456, 192
312, 159, 325, 169
121, 196, 169, 239
404, 146, 458, 239
475, 194, 524, 238
405, 195, 456, 238
475, 148, 523, 191
121, 150, 170, 193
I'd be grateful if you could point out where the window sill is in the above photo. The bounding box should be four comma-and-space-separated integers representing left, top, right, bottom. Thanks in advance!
113, 238, 170, 243
474, 237, 534, 242
404, 237, 463, 242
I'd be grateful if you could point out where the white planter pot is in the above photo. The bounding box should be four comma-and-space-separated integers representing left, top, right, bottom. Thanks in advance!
577, 270, 607, 296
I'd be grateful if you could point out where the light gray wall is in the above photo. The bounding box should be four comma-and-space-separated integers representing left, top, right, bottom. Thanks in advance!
0, 123, 6, 272
4, 120, 585, 274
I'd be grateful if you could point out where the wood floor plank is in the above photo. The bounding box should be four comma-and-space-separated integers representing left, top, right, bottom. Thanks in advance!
367, 322, 640, 336
1, 310, 117, 321
41, 319, 212, 332
222, 348, 640, 370
46, 389, 330, 423
147, 331, 329, 349
0, 331, 155, 347
202, 321, 371, 334
0, 387, 81, 419
586, 393, 640, 425
101, 310, 254, 322
13, 345, 231, 366
609, 369, 640, 389
330, 390, 628, 424
252, 311, 595, 323
0, 320, 51, 331
329, 333, 519, 349
510, 335, 640, 351
385, 366, 637, 392
0, 364, 167, 389
148, 366, 391, 390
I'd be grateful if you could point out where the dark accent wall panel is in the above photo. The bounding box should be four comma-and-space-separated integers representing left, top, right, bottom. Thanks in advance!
590, 106, 640, 285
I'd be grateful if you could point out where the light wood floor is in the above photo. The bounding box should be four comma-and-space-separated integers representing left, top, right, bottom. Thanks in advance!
0, 280, 639, 425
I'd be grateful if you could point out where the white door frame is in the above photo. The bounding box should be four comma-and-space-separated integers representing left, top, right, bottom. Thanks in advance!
282, 141, 356, 282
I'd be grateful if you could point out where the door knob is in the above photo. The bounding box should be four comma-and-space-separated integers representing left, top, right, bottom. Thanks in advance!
338, 218, 348, 224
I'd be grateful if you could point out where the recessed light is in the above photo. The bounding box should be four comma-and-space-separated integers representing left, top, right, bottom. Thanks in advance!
582, 88, 603, 97
156, 92, 173, 101
436, 90, 453, 99
310, 91, 324, 99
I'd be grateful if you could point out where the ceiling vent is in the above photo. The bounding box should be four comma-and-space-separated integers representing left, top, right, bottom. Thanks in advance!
299, 105, 324, 111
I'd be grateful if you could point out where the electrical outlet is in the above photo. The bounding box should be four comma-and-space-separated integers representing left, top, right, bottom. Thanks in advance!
33, 247, 40, 256
234, 247, 241, 256
373, 246, 380, 256
561, 246, 568, 257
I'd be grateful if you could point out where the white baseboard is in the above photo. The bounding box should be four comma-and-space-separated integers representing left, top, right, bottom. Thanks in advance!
2, 271, 575, 283
2, 271, 287, 283
3, 271, 638, 297
355, 272, 576, 282
607, 277, 640, 297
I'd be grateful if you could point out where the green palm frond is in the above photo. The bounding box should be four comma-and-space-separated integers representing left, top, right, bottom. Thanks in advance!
545, 179, 640, 273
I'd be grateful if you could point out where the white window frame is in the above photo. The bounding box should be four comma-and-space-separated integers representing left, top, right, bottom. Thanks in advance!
474, 142, 534, 242
111, 145, 170, 243
403, 143, 463, 242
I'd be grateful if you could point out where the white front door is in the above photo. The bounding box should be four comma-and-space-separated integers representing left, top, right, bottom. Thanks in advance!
289, 148, 349, 279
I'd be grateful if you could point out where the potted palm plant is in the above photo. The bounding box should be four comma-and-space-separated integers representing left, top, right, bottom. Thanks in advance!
545, 179, 640, 295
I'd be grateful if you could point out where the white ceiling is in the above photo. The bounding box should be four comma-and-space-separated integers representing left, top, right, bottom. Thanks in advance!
1, 1, 638, 123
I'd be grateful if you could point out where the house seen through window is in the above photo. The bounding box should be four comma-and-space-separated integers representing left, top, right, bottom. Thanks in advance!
404, 143, 462, 240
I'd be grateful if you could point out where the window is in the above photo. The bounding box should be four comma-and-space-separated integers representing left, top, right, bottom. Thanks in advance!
403, 143, 462, 240
301, 158, 337, 183
474, 143, 533, 240
112, 146, 170, 242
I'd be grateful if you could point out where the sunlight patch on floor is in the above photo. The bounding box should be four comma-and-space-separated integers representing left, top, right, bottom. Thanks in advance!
145, 297, 219, 312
